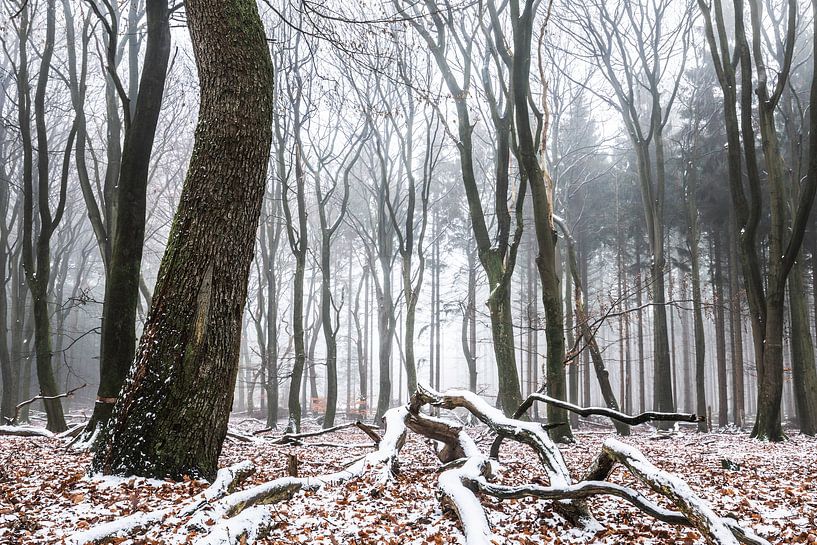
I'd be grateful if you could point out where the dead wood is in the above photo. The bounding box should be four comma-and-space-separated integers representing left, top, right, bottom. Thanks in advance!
514, 392, 704, 426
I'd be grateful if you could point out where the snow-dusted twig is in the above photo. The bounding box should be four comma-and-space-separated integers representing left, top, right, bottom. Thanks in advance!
7, 383, 87, 425
259, 420, 381, 446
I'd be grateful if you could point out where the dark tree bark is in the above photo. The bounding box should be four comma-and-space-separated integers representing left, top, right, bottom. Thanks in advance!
87, 0, 171, 440
711, 234, 728, 427
728, 217, 745, 428
698, 0, 816, 440
402, 0, 526, 415
688, 214, 707, 433
788, 259, 817, 434
461, 241, 478, 393
91, 0, 273, 480
0, 88, 17, 421
507, 0, 571, 440
554, 216, 629, 436
284, 142, 308, 433
19, 0, 73, 433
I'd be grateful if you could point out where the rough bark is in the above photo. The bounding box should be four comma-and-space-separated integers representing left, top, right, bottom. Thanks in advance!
91, 0, 274, 480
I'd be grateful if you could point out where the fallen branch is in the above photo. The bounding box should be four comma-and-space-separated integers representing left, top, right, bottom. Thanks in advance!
474, 479, 768, 545
264, 420, 382, 447
184, 407, 410, 544
6, 383, 87, 426
57, 423, 88, 440
412, 384, 597, 530
439, 457, 496, 545
66, 461, 256, 545
515, 393, 705, 426
585, 438, 761, 545
225, 431, 256, 443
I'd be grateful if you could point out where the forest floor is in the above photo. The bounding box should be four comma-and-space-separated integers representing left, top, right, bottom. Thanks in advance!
0, 415, 815, 544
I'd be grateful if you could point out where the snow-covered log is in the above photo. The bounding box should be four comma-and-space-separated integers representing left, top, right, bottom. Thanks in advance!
587, 438, 753, 545
411, 383, 595, 528
474, 478, 768, 545
438, 456, 496, 545
0, 425, 54, 437
66, 461, 256, 545
405, 409, 495, 544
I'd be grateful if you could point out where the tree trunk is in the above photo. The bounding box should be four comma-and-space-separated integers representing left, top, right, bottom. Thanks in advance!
728, 219, 745, 428
91, 0, 273, 479
0, 104, 17, 421
461, 242, 478, 393
319, 233, 338, 428
286, 150, 308, 433
88, 0, 171, 438
20, 0, 68, 433
711, 234, 728, 427
554, 217, 629, 436
787, 260, 817, 434
565, 243, 578, 427
636, 244, 646, 414
510, 3, 569, 439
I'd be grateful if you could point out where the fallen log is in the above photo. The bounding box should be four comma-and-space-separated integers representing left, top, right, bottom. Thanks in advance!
474, 478, 768, 545
71, 386, 772, 545
7, 383, 87, 426
412, 383, 597, 529
588, 438, 750, 545
438, 456, 496, 545
515, 393, 705, 427
0, 425, 54, 438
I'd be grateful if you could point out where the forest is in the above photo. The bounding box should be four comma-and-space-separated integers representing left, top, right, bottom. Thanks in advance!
0, 0, 816, 543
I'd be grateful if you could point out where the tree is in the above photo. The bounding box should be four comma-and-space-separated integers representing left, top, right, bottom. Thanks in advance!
91, 0, 274, 480
507, 0, 573, 441
698, 0, 817, 440
564, 0, 693, 422
310, 116, 366, 428
401, 0, 527, 415
86, 0, 171, 440
282, 40, 309, 433
15, 0, 76, 432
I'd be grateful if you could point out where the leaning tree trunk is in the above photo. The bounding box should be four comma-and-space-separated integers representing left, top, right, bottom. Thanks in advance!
87, 0, 171, 440
92, 0, 273, 480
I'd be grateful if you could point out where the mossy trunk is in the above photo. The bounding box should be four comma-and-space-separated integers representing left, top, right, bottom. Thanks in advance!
91, 0, 273, 480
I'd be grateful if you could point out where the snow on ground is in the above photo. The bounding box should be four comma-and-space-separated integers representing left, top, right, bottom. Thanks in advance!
1, 420, 815, 544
